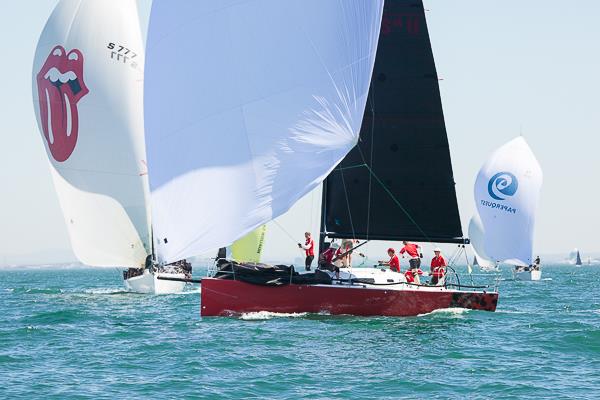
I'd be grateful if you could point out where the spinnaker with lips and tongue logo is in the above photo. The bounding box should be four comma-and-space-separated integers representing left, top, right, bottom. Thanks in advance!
36, 46, 89, 162
32, 0, 151, 268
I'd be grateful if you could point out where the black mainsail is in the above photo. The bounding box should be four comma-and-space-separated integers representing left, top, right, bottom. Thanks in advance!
321, 0, 464, 245
321, 0, 464, 243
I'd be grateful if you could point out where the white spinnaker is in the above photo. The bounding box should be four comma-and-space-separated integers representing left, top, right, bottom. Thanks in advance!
32, 0, 151, 267
468, 215, 498, 270
145, 0, 384, 263
474, 137, 543, 266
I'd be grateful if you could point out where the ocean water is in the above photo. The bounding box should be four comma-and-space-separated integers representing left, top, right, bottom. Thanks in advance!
1, 264, 599, 399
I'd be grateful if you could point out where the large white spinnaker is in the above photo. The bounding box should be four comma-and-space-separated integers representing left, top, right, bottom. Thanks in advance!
32, 0, 151, 267
474, 137, 543, 266
144, 1, 384, 263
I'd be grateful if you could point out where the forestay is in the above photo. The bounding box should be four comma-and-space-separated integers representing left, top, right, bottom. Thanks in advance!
145, 1, 384, 263
32, 0, 151, 267
474, 137, 543, 266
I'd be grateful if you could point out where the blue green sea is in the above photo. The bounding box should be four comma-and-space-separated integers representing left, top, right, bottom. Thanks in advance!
1, 264, 599, 399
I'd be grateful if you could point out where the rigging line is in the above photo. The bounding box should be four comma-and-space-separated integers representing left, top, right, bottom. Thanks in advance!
362, 164, 434, 244
334, 161, 437, 245
339, 168, 356, 275
339, 166, 356, 241
462, 245, 475, 286
366, 83, 376, 246
272, 220, 298, 245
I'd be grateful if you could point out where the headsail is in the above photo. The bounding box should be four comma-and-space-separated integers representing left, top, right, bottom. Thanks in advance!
231, 225, 267, 264
468, 215, 498, 271
474, 137, 543, 266
32, 0, 151, 267
321, 0, 463, 244
144, 1, 384, 263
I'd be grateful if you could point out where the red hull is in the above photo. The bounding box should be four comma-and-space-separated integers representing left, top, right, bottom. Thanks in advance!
200, 278, 498, 317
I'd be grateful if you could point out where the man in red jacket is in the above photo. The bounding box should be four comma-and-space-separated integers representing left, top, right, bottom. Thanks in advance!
379, 248, 401, 273
430, 247, 447, 285
298, 232, 315, 271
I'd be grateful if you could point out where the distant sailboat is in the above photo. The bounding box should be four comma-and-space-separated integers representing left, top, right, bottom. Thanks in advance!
576, 250, 583, 267
32, 0, 189, 294
472, 137, 543, 281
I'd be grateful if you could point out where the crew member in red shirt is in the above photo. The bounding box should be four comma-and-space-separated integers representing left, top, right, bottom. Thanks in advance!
400, 240, 422, 270
404, 267, 423, 283
430, 247, 447, 285
298, 232, 315, 271
318, 242, 340, 278
379, 248, 401, 273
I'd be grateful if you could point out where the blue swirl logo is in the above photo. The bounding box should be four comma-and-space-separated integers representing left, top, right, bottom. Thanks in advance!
488, 172, 518, 200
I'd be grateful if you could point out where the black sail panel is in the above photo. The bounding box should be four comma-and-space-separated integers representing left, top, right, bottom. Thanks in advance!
322, 0, 463, 243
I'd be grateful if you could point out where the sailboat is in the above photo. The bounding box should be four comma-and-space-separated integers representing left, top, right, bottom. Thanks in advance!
142, 0, 498, 316
32, 0, 189, 294
575, 250, 583, 267
468, 215, 500, 272
472, 137, 543, 282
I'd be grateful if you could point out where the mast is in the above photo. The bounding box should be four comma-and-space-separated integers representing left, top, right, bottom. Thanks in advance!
319, 182, 328, 253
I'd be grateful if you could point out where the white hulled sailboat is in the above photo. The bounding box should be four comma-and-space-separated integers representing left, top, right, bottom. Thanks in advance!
32, 0, 189, 294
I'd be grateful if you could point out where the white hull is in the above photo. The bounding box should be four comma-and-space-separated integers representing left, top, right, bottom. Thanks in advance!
124, 270, 187, 294
513, 269, 542, 281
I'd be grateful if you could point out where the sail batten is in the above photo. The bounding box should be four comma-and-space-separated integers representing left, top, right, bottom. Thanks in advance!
145, 0, 384, 263
321, 0, 463, 244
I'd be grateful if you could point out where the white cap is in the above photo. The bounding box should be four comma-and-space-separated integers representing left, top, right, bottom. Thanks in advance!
330, 243, 340, 249
434, 247, 441, 252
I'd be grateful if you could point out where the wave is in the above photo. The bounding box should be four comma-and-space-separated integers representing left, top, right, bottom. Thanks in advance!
239, 311, 309, 320
81, 288, 129, 295
9, 287, 64, 295
417, 307, 471, 317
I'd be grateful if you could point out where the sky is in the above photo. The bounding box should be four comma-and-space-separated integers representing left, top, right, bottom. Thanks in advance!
0, 0, 599, 266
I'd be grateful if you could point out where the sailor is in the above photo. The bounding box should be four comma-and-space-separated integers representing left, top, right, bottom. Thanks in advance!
430, 247, 447, 285
298, 232, 315, 271
533, 256, 541, 270
334, 245, 347, 268
404, 267, 423, 284
400, 240, 422, 274
379, 248, 401, 273
318, 242, 340, 278
341, 238, 357, 267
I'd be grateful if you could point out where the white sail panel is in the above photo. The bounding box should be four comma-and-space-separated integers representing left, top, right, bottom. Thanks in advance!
145, 0, 384, 263
474, 137, 543, 266
468, 215, 497, 270
32, 0, 151, 267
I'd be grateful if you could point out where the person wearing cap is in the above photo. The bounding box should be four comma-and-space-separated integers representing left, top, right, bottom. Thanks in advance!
430, 247, 447, 285
379, 248, 401, 273
399, 241, 422, 272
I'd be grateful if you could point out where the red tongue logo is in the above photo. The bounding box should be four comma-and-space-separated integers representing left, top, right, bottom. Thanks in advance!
37, 45, 89, 162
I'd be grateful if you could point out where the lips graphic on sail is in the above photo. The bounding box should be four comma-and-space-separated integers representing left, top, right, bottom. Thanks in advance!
37, 45, 89, 162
